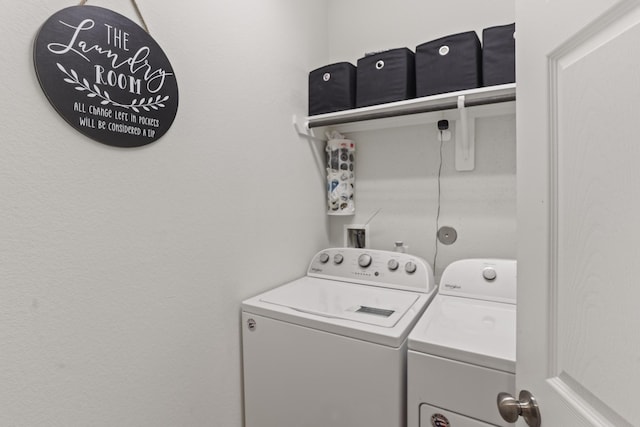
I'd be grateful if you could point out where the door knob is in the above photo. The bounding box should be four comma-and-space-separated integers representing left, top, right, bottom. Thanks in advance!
497, 390, 541, 427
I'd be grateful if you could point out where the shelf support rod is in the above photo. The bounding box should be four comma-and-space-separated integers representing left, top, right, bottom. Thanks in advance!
455, 95, 475, 171
306, 90, 515, 129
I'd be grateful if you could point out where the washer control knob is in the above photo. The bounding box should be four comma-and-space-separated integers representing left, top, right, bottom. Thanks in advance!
318, 253, 330, 264
405, 261, 417, 274
388, 259, 399, 271
483, 267, 497, 281
334, 254, 344, 264
358, 254, 372, 268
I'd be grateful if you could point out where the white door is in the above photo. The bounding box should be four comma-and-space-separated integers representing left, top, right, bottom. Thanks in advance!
516, 0, 640, 426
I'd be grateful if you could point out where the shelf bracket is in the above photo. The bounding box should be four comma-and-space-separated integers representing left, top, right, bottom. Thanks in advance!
455, 95, 475, 171
292, 114, 327, 182
293, 114, 326, 143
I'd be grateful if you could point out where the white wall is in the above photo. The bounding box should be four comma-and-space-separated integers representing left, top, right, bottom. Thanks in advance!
325, 0, 516, 281
2, 1, 516, 425
0, 1, 328, 426
327, 0, 516, 64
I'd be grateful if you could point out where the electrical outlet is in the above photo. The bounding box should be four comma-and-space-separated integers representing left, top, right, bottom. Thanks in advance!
344, 224, 369, 248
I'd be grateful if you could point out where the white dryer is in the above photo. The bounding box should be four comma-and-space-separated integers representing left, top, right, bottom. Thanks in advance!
407, 259, 517, 427
242, 248, 437, 427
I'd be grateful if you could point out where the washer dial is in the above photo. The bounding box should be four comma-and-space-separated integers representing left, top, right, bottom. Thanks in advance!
405, 261, 417, 274
358, 254, 372, 268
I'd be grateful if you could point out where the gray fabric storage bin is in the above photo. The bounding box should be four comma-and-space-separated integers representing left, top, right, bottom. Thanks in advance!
415, 31, 482, 97
356, 48, 415, 108
308, 62, 356, 116
482, 23, 516, 86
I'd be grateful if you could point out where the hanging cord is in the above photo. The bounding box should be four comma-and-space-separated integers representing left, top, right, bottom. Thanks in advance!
432, 121, 447, 276
78, 0, 150, 33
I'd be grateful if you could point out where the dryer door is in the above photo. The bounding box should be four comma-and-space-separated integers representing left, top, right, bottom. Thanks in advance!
408, 295, 516, 373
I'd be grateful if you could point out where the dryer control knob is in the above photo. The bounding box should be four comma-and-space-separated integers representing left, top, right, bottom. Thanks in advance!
388, 259, 399, 271
483, 267, 497, 281
405, 261, 417, 274
358, 254, 372, 268
334, 254, 344, 264
319, 253, 330, 264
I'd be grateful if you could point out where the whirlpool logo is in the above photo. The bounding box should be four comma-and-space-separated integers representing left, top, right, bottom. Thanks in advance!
443, 283, 461, 290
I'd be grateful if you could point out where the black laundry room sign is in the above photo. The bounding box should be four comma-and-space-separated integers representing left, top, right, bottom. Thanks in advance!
33, 5, 178, 147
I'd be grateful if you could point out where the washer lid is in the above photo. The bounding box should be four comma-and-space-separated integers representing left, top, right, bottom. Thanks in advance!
259, 277, 419, 328
408, 294, 516, 373
242, 276, 436, 348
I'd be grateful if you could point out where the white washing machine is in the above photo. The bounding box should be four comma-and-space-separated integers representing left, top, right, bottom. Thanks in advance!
407, 259, 517, 427
242, 247, 437, 427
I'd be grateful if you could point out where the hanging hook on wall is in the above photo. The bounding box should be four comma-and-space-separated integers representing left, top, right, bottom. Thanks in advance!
78, 0, 150, 34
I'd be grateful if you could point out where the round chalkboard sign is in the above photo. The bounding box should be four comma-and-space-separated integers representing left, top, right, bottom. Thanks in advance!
33, 6, 178, 147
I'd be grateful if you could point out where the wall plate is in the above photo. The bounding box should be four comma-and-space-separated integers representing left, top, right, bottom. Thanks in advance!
437, 226, 457, 245
344, 224, 369, 248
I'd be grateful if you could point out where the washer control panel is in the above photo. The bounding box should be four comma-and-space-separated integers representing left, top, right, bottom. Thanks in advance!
307, 248, 435, 293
